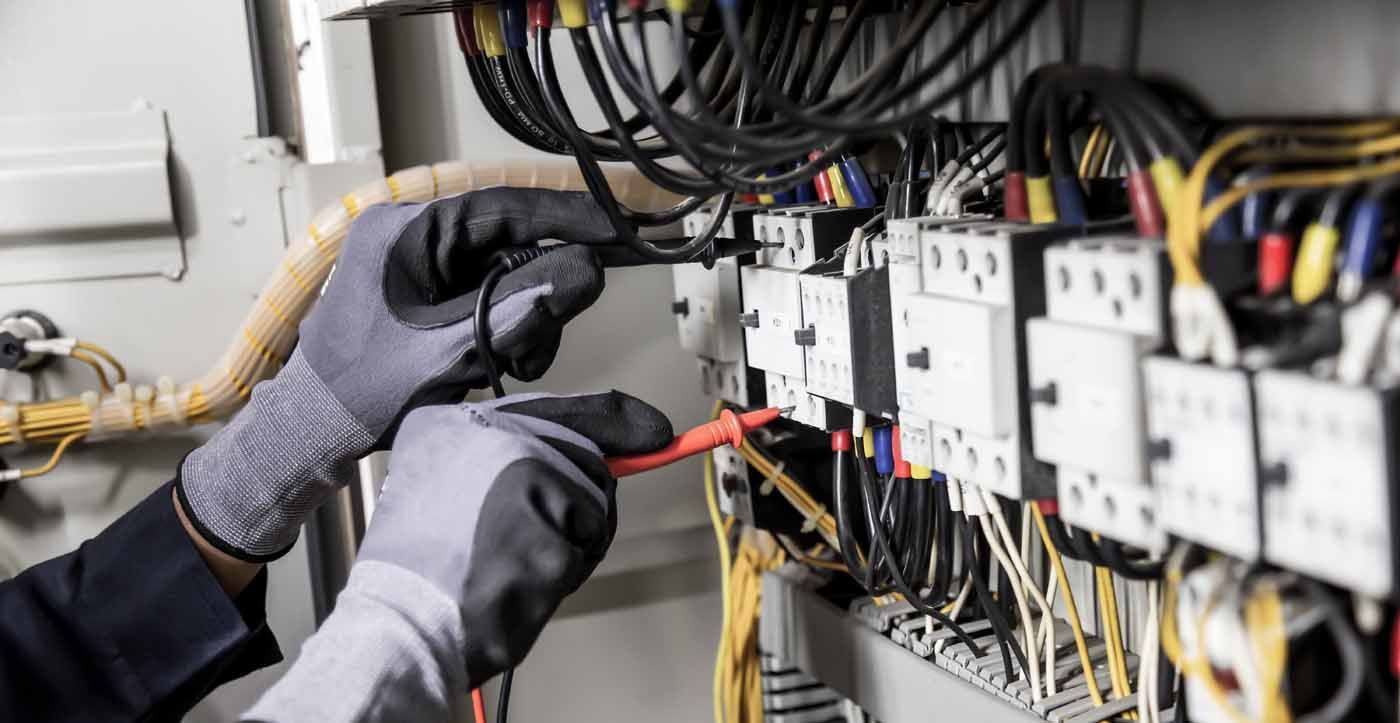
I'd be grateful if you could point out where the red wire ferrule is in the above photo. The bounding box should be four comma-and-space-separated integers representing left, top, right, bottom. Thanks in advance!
1038, 498, 1060, 516
1258, 231, 1295, 295
1004, 171, 1029, 221
528, 0, 555, 32
831, 429, 852, 452
1127, 169, 1165, 238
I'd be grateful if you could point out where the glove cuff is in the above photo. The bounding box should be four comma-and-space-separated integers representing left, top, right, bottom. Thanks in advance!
179, 348, 375, 560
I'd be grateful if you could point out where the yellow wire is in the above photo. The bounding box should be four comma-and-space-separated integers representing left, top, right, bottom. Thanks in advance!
1032, 503, 1106, 707
1198, 151, 1400, 235
20, 433, 85, 479
73, 340, 127, 383
1245, 582, 1290, 723
1166, 121, 1400, 287
704, 400, 732, 723
1080, 126, 1105, 179
1096, 567, 1132, 702
67, 350, 112, 393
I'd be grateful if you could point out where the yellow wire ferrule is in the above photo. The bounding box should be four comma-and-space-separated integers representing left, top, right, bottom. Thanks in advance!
1292, 222, 1342, 305
667, 0, 692, 12
828, 166, 854, 208
1026, 175, 1057, 224
1148, 157, 1187, 211
474, 4, 507, 58
910, 464, 932, 480
559, 0, 589, 28
861, 428, 875, 458
756, 174, 775, 206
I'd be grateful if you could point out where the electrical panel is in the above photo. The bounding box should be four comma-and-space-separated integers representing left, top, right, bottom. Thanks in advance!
1255, 371, 1400, 598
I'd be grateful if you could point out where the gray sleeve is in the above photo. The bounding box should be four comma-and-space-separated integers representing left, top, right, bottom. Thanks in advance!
242, 561, 470, 723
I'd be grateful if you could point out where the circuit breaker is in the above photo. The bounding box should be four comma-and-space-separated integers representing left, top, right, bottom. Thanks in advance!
798, 265, 896, 416
905, 220, 1072, 499
1144, 357, 1262, 561
1027, 238, 1169, 549
752, 206, 871, 271
1255, 371, 1400, 598
672, 258, 746, 363
740, 265, 806, 379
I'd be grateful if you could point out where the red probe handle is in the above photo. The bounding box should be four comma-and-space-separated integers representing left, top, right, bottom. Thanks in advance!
605, 407, 782, 477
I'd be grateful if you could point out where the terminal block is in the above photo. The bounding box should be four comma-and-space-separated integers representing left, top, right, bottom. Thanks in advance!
1042, 237, 1169, 342
765, 371, 850, 431
752, 206, 873, 271
798, 263, 896, 416
697, 356, 764, 408
1143, 357, 1262, 561
909, 220, 1076, 499
1255, 371, 1400, 598
672, 258, 746, 363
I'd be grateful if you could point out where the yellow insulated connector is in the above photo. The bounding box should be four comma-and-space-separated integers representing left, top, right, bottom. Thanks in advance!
1026, 175, 1057, 224
1292, 222, 1341, 304
828, 166, 854, 208
910, 464, 932, 480
1148, 157, 1186, 211
474, 4, 506, 57
559, 0, 589, 28
862, 428, 875, 458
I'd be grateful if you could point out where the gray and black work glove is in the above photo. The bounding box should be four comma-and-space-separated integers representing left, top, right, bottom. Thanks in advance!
179, 189, 619, 561
242, 392, 673, 723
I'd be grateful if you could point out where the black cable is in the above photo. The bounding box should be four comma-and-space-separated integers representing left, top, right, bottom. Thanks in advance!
854, 451, 986, 656
957, 514, 1027, 683
496, 666, 513, 723
1098, 538, 1164, 580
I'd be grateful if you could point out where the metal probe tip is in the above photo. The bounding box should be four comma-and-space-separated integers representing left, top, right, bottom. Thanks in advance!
778, 405, 797, 416
757, 241, 786, 248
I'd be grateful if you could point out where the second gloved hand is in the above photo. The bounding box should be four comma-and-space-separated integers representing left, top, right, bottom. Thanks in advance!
241, 391, 674, 723
179, 188, 619, 561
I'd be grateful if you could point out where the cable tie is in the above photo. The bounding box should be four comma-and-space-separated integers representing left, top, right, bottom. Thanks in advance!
132, 384, 154, 432
799, 502, 827, 534
81, 390, 103, 440
155, 376, 187, 426
0, 404, 19, 444
759, 461, 785, 496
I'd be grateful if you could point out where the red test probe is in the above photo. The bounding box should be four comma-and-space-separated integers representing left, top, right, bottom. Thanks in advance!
606, 406, 788, 477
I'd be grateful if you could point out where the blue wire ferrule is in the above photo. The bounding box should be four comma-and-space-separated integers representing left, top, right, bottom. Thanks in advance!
769, 168, 796, 205
1339, 197, 1383, 302
840, 156, 877, 209
873, 426, 894, 476
499, 0, 530, 49
932, 470, 947, 483
1203, 175, 1241, 242
1051, 175, 1087, 226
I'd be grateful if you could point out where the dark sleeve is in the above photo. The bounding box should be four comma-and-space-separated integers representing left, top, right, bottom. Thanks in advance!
0, 480, 283, 722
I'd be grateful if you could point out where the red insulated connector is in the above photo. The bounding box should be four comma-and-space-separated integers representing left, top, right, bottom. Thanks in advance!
453, 8, 480, 56
625, 0, 647, 10
1258, 231, 1296, 295
1004, 171, 1029, 221
1038, 498, 1060, 516
809, 151, 835, 203
831, 429, 853, 452
528, 0, 554, 32
606, 407, 784, 477
891, 424, 911, 478
1127, 169, 1165, 238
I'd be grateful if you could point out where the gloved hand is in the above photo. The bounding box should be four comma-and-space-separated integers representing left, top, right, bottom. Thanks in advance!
242, 391, 674, 723
179, 188, 619, 561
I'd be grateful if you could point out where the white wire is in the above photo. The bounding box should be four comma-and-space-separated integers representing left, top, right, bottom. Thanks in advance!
981, 489, 1060, 699
977, 513, 1042, 701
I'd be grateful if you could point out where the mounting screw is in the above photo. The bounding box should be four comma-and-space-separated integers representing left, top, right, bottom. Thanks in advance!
739, 312, 761, 329
905, 347, 930, 369
671, 298, 689, 317
1146, 438, 1173, 462
1029, 382, 1058, 406
793, 326, 817, 347
230, 209, 247, 227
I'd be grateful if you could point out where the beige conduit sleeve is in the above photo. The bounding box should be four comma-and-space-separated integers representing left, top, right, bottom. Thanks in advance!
0, 159, 684, 450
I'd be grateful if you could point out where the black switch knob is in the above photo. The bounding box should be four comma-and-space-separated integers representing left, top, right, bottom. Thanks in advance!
1259, 462, 1289, 487
671, 298, 690, 317
0, 332, 25, 371
739, 312, 761, 328
1029, 382, 1058, 406
905, 347, 930, 370
794, 326, 817, 346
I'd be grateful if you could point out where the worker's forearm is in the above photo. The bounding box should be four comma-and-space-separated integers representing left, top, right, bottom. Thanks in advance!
241, 561, 468, 723
173, 487, 263, 598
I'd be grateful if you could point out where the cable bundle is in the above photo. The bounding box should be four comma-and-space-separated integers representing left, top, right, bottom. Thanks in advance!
0, 159, 681, 460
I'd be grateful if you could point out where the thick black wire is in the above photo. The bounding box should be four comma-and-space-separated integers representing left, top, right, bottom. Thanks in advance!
957, 514, 1025, 682
1098, 539, 1164, 580
497, 667, 513, 723
855, 450, 986, 656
